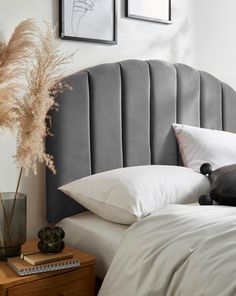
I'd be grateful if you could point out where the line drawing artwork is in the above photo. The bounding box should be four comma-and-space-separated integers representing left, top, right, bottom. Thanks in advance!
61, 0, 116, 43
71, 0, 102, 37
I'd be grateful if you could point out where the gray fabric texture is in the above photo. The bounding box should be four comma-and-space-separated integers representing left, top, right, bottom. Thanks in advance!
46, 60, 236, 223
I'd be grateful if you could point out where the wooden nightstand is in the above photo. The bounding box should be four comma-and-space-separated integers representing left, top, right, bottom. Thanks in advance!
0, 240, 95, 296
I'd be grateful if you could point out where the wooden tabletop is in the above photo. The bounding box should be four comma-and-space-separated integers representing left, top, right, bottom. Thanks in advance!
0, 239, 95, 289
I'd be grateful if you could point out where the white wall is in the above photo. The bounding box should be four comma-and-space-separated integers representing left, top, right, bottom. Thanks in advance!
191, 0, 236, 90
0, 0, 235, 238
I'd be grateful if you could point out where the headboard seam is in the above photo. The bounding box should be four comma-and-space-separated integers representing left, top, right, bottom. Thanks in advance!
221, 82, 224, 131
118, 62, 126, 168
174, 64, 179, 124
147, 61, 154, 165
86, 70, 94, 175
199, 71, 203, 127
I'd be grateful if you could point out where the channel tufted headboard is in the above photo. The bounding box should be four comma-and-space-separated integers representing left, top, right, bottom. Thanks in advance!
46, 59, 236, 223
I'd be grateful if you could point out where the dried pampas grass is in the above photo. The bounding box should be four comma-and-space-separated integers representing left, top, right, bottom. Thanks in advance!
0, 20, 72, 175
0, 19, 37, 78
0, 20, 37, 129
15, 24, 72, 174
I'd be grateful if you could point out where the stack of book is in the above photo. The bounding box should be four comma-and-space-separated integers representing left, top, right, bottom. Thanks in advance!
8, 250, 80, 276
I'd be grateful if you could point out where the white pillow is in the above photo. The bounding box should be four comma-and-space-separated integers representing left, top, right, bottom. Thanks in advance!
172, 123, 236, 171
59, 165, 210, 225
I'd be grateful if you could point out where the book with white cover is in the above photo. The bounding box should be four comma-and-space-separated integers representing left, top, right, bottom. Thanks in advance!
8, 256, 80, 276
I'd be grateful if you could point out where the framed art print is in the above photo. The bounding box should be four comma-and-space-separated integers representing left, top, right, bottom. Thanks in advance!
59, 0, 117, 44
126, 0, 171, 24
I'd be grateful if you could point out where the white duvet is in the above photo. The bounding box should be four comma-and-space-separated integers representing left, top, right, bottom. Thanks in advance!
98, 204, 236, 296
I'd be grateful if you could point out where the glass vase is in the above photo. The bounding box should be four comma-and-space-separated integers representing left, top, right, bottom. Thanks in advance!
0, 192, 27, 260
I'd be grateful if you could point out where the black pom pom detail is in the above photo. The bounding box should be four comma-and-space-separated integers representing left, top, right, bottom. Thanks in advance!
200, 163, 212, 175
199, 194, 213, 205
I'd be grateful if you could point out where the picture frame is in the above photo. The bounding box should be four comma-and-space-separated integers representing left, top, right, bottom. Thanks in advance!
59, 0, 117, 44
126, 0, 171, 24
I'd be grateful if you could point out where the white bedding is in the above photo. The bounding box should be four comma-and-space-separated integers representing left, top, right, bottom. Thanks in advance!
99, 204, 236, 296
59, 211, 129, 279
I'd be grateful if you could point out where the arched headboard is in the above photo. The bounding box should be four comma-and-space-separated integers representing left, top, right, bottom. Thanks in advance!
46, 60, 236, 223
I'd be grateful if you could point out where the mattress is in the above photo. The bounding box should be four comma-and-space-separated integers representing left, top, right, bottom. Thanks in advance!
59, 211, 129, 279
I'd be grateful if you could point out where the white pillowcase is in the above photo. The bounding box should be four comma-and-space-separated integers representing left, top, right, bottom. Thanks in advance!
59, 165, 210, 225
172, 123, 236, 171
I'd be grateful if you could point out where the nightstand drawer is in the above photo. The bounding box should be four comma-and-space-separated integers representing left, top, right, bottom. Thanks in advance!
8, 267, 94, 296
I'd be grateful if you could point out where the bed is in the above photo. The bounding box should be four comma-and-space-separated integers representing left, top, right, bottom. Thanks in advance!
46, 59, 236, 294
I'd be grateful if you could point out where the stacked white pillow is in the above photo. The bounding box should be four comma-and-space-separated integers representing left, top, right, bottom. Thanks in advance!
59, 165, 210, 225
172, 123, 236, 171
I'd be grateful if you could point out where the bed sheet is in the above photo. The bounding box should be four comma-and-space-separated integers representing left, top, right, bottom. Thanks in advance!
59, 211, 129, 279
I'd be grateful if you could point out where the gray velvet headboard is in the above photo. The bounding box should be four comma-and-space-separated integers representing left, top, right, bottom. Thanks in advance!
46, 59, 236, 223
